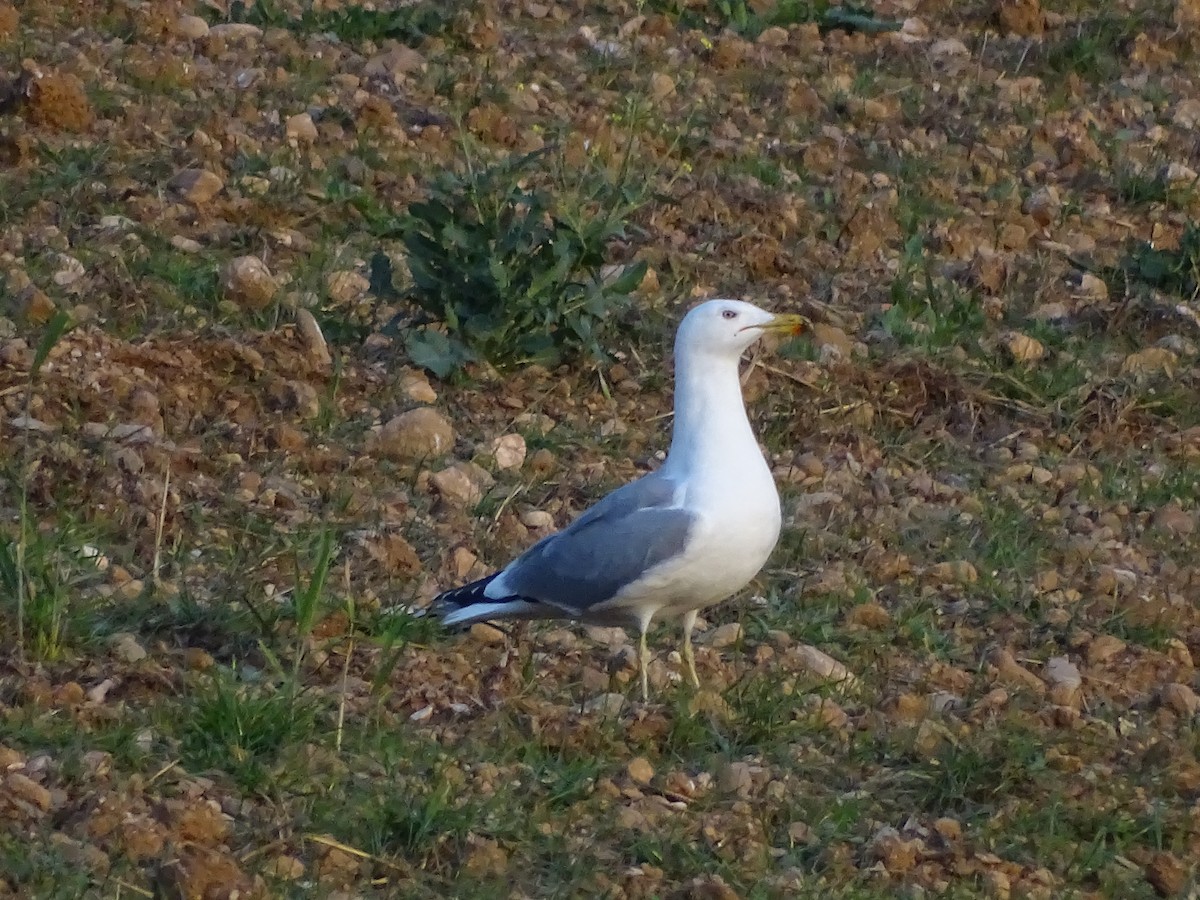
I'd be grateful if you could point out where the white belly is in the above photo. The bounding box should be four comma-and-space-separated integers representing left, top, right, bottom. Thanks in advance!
606, 474, 782, 623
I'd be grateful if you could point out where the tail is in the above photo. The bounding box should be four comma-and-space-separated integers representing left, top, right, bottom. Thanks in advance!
434, 572, 547, 627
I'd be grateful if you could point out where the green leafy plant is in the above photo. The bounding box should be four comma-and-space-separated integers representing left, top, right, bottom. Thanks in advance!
386, 145, 648, 377
0, 522, 97, 661
180, 670, 319, 792
650, 0, 900, 40
221, 0, 456, 45
877, 233, 986, 351
1111, 222, 1200, 301
6, 311, 75, 661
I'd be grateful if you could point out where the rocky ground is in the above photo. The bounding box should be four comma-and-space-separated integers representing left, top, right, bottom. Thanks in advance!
2, 0, 1200, 896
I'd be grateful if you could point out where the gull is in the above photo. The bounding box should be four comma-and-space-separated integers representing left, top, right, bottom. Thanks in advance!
435, 299, 806, 699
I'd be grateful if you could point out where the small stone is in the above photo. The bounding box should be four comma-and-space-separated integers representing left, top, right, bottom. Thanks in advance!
1029, 302, 1071, 323
890, 692, 928, 723
584, 692, 626, 715
86, 679, 116, 704
705, 622, 743, 649
757, 25, 789, 46
1157, 334, 1197, 356
399, 371, 438, 404
989, 649, 1045, 694
528, 448, 556, 475
867, 825, 919, 874
285, 112, 318, 143
167, 168, 224, 204
810, 323, 853, 362
469, 622, 506, 644
608, 645, 639, 675
1122, 347, 1178, 379
1087, 634, 1126, 665
6, 772, 51, 812
927, 560, 978, 584
431, 461, 493, 508
450, 546, 481, 580
16, 286, 55, 324
175, 14, 209, 39
1160, 682, 1200, 716
1023, 186, 1060, 227
793, 452, 824, 477
717, 761, 753, 797
221, 256, 278, 311
265, 855, 305, 880
325, 270, 370, 304
1172, 97, 1200, 128
370, 408, 455, 461
207, 22, 263, 42
364, 45, 426, 77
933, 817, 962, 841
673, 874, 739, 900
1002, 331, 1045, 364
931, 37, 970, 57
1165, 161, 1198, 184
1077, 272, 1108, 300
788, 644, 858, 686
295, 308, 331, 367
1043, 656, 1081, 691
518, 509, 554, 529
1145, 850, 1187, 897
1153, 502, 1195, 537
109, 633, 147, 663
627, 757, 654, 785
0, 4, 18, 40
845, 601, 891, 629
486, 433, 526, 470
649, 72, 675, 101
997, 0, 1043, 36
184, 648, 214, 671
158, 847, 259, 900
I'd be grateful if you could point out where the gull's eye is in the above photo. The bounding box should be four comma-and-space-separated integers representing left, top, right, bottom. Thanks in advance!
721, 309, 737, 320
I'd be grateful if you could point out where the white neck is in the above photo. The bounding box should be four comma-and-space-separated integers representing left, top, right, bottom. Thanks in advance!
663, 350, 763, 476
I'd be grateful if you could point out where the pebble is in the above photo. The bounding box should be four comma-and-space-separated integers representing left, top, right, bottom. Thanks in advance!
167, 168, 224, 204
705, 622, 742, 649
6, 772, 52, 813
626, 757, 654, 785
221, 256, 278, 311
109, 632, 147, 663
584, 692, 626, 715
486, 433, 526, 470
369, 408, 455, 461
1161, 682, 1199, 716
400, 371, 438, 404
468, 623, 506, 645
208, 22, 263, 43
285, 112, 318, 143
175, 14, 209, 39
1086, 634, 1126, 665
518, 509, 554, 529
431, 461, 493, 508
294, 308, 331, 367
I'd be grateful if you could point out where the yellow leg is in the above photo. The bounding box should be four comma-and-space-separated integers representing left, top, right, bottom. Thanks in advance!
681, 609, 700, 689
638, 626, 650, 701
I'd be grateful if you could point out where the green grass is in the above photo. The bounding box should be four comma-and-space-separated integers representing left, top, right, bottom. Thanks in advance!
207, 0, 460, 46
178, 670, 322, 793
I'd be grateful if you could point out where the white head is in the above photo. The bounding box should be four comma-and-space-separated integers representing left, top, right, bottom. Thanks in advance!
675, 299, 806, 362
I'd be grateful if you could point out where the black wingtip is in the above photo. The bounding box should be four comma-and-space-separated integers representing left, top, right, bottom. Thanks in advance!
433, 571, 501, 609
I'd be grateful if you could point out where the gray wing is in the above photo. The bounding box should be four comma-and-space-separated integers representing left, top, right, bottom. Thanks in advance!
500, 471, 695, 614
